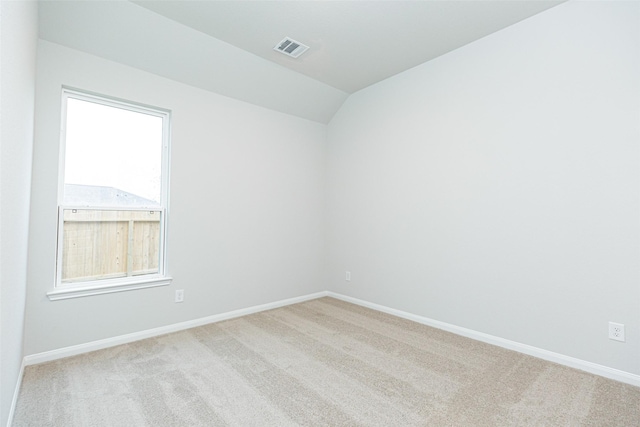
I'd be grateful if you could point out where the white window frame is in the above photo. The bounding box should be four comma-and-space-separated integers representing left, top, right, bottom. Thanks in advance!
48, 88, 172, 300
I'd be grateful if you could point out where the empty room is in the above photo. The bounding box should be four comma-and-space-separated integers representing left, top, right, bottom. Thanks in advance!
1, 0, 639, 426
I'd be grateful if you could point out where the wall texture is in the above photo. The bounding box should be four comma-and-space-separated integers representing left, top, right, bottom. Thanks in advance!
325, 1, 640, 375
24, 41, 326, 356
0, 1, 38, 425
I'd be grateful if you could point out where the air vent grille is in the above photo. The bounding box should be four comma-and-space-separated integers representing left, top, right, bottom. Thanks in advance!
274, 37, 309, 59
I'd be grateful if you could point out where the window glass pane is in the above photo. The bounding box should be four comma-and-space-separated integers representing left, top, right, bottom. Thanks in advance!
63, 98, 163, 207
61, 209, 161, 283
57, 91, 169, 291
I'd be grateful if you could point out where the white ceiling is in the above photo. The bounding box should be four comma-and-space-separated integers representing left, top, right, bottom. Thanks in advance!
39, 1, 564, 123
134, 1, 564, 94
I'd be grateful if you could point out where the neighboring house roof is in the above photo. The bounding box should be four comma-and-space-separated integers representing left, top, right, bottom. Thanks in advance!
64, 184, 158, 207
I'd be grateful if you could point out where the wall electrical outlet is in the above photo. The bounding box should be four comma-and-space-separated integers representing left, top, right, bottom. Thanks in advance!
345, 271, 351, 281
175, 289, 184, 303
608, 322, 625, 342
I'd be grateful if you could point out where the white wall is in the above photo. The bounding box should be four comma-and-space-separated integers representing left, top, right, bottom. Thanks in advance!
0, 1, 38, 425
24, 41, 326, 355
325, 1, 640, 375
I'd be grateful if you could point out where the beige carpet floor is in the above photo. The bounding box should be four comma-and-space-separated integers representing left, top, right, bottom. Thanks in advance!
13, 297, 640, 426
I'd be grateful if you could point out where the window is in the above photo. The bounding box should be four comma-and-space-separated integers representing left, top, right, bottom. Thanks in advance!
49, 89, 171, 300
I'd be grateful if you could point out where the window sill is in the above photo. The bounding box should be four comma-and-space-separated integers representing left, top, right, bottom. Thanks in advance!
47, 276, 172, 301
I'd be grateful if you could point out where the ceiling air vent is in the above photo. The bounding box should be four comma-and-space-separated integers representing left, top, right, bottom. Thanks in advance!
274, 37, 309, 59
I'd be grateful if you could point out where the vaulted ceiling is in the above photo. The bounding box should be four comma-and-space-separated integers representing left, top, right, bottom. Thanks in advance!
38, 1, 564, 123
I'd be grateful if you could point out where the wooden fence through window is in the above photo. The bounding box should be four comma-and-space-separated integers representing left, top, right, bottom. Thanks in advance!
61, 209, 161, 283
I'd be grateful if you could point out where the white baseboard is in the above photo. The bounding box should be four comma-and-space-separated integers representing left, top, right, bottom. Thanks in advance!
6, 358, 26, 427
327, 292, 640, 388
21, 290, 639, 390
24, 291, 328, 366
